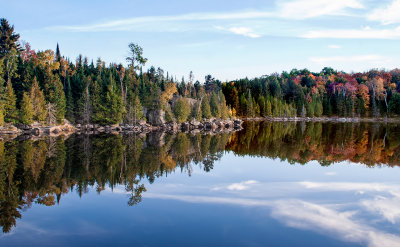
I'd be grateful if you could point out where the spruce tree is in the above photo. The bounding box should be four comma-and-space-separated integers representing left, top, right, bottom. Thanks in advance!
1, 79, 17, 123
173, 98, 191, 123
102, 75, 123, 124
191, 101, 202, 121
210, 92, 220, 118
125, 94, 144, 125
19, 92, 33, 124
266, 100, 272, 116
220, 93, 229, 119
201, 95, 212, 119
29, 78, 47, 122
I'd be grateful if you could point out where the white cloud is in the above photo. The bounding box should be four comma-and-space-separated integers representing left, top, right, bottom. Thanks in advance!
227, 27, 261, 38
328, 45, 341, 49
271, 200, 400, 247
362, 196, 400, 224
47, 0, 365, 33
227, 180, 259, 190
368, 0, 400, 25
277, 0, 364, 19
212, 180, 259, 191
302, 26, 400, 39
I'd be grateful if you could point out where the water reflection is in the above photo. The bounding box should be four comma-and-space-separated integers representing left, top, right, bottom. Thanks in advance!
228, 121, 400, 166
0, 121, 399, 239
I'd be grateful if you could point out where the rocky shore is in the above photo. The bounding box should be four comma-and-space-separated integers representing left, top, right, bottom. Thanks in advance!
0, 118, 244, 138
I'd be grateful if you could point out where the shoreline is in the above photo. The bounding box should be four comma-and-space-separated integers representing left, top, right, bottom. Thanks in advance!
240, 116, 400, 123
0, 118, 244, 140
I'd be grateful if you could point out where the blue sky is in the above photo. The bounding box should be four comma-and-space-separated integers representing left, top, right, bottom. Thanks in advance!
2, 0, 400, 81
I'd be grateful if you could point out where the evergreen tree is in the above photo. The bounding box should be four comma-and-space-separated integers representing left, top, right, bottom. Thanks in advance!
125, 94, 144, 124
201, 95, 212, 119
101, 76, 123, 124
220, 93, 229, 119
1, 79, 17, 123
173, 97, 191, 123
246, 90, 253, 117
266, 100, 272, 116
210, 92, 220, 118
0, 18, 20, 58
29, 78, 46, 122
191, 101, 202, 121
19, 92, 33, 124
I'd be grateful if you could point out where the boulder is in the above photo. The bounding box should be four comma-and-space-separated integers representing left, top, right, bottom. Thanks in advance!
146, 109, 165, 126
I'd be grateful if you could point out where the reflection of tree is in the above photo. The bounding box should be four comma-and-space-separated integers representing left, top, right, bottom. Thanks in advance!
3, 122, 398, 233
227, 121, 400, 166
126, 179, 146, 206
0, 132, 231, 233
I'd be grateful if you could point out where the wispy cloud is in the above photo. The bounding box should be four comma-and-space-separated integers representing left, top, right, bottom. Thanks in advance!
271, 200, 400, 247
328, 45, 341, 49
46, 0, 365, 33
368, 0, 400, 25
277, 0, 364, 19
212, 180, 259, 191
302, 26, 400, 39
215, 26, 261, 38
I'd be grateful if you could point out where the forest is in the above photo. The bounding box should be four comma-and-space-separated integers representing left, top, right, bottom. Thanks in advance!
1, 18, 400, 128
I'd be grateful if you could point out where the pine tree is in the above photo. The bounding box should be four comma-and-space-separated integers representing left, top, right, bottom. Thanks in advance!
191, 101, 202, 121
1, 79, 17, 123
101, 75, 123, 124
201, 95, 212, 119
210, 92, 220, 118
246, 90, 253, 117
0, 18, 20, 58
125, 94, 144, 125
173, 97, 191, 123
29, 78, 47, 122
19, 92, 33, 124
266, 100, 272, 116
220, 93, 229, 119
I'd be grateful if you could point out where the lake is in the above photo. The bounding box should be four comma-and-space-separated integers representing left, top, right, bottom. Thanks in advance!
1, 121, 400, 247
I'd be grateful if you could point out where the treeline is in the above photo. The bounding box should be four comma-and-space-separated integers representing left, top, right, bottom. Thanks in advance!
0, 19, 230, 127
222, 68, 400, 118
1, 18, 400, 127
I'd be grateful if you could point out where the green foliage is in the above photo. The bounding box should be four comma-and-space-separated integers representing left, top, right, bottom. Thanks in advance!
29, 78, 47, 122
190, 102, 202, 121
173, 98, 191, 123
125, 94, 144, 124
1, 79, 17, 123
201, 95, 212, 119
100, 78, 124, 125
209, 92, 220, 118
19, 92, 33, 124
0, 104, 3, 126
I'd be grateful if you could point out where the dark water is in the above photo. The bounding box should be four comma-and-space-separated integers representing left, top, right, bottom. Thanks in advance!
1, 121, 400, 247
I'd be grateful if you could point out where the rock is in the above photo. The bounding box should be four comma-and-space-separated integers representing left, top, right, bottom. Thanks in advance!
31, 128, 40, 136
146, 109, 165, 126
181, 122, 190, 131
190, 119, 201, 127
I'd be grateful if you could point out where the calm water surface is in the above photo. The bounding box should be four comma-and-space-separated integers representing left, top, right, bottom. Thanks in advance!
1, 121, 400, 247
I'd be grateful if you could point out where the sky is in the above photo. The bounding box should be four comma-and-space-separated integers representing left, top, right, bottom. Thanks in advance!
1, 0, 400, 81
